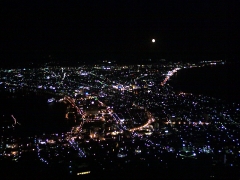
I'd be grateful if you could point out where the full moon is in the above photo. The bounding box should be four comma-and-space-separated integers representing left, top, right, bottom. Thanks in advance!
152, 39, 155, 43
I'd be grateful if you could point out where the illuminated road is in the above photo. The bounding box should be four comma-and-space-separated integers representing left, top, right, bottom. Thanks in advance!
103, 100, 155, 135
129, 104, 155, 132
63, 96, 86, 158
161, 68, 180, 86
112, 113, 127, 131
69, 137, 86, 157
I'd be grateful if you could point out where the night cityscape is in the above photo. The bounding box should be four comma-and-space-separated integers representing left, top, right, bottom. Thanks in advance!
1, 1, 240, 179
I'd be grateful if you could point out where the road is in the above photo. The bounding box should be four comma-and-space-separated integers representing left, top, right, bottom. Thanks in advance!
63, 96, 86, 158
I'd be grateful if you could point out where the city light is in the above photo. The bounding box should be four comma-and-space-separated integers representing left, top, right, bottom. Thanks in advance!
0, 59, 238, 178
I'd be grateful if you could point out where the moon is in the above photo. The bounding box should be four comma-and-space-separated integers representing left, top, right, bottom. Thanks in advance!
152, 39, 155, 43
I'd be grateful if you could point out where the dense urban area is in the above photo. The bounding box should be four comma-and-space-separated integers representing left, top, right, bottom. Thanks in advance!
0, 59, 239, 179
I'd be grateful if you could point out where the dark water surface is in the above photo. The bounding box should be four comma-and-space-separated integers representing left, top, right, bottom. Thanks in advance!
0, 91, 71, 136
170, 63, 240, 103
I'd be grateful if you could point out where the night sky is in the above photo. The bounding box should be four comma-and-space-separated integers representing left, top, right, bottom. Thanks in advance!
0, 1, 239, 65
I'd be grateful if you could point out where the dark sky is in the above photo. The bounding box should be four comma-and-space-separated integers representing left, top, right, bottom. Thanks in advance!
0, 0, 239, 64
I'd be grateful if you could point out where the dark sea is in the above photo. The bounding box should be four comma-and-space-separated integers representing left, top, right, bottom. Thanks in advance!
169, 62, 240, 103
0, 91, 72, 136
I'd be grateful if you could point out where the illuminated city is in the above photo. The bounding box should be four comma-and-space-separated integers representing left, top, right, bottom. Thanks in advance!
0, 59, 239, 178
1, 1, 238, 178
